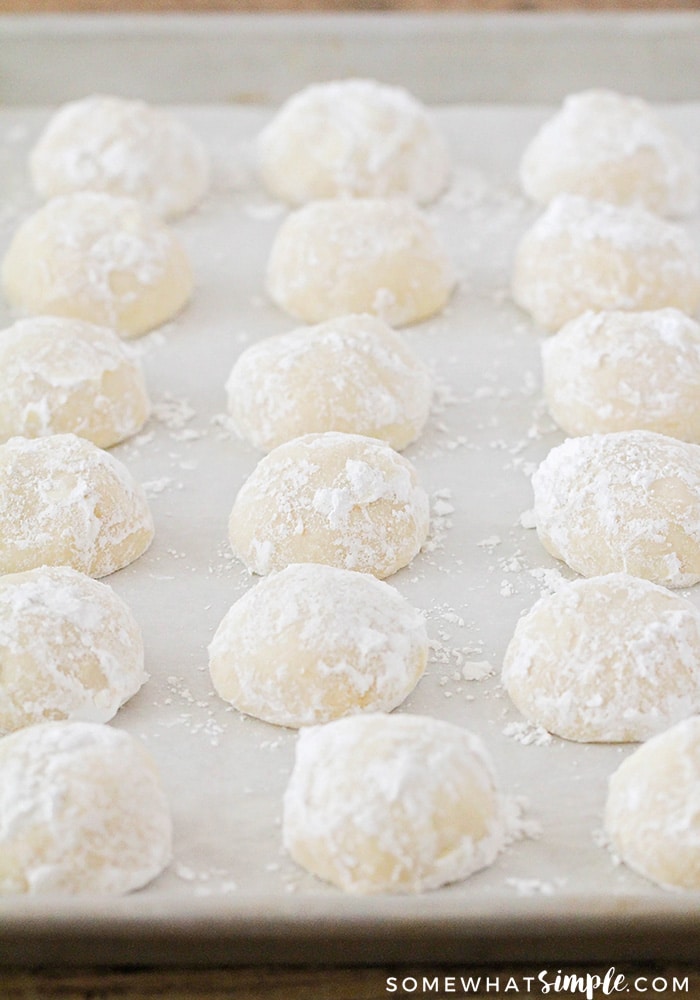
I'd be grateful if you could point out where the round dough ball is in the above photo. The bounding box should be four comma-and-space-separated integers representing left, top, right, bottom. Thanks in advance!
604, 715, 700, 891
208, 563, 428, 728
542, 309, 700, 441
258, 78, 450, 206
0, 565, 146, 734
0, 432, 154, 578
1, 192, 193, 337
225, 313, 433, 452
532, 429, 700, 588
228, 431, 429, 579
283, 712, 511, 894
30, 94, 209, 219
0, 720, 172, 894
265, 198, 455, 327
512, 194, 700, 331
503, 573, 700, 743
519, 89, 699, 217
0, 315, 150, 447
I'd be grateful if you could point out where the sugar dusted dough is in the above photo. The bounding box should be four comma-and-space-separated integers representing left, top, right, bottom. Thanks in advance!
283, 712, 513, 894
502, 573, 700, 743
532, 429, 700, 588
0, 316, 150, 447
265, 198, 455, 327
1, 192, 193, 337
0, 720, 172, 894
0, 566, 146, 734
257, 77, 450, 206
0, 433, 154, 578
604, 716, 700, 891
208, 563, 428, 728
228, 431, 429, 579
225, 313, 434, 452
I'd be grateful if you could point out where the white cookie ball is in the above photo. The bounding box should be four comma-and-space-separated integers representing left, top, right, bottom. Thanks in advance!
0, 316, 150, 447
532, 430, 700, 588
604, 716, 700, 891
503, 574, 700, 743
0, 566, 146, 734
30, 94, 209, 219
225, 313, 433, 452
1, 192, 193, 337
208, 563, 428, 728
0, 721, 172, 894
512, 194, 700, 332
542, 309, 700, 441
519, 89, 699, 217
228, 431, 429, 579
0, 433, 154, 578
265, 198, 455, 327
258, 78, 450, 206
283, 713, 511, 894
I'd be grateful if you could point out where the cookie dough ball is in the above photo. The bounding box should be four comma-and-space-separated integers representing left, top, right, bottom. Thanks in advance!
1, 192, 193, 337
225, 313, 433, 452
503, 574, 700, 743
258, 78, 450, 206
0, 316, 150, 447
519, 89, 699, 217
228, 431, 429, 579
208, 563, 428, 728
604, 716, 700, 891
512, 194, 700, 331
0, 433, 154, 578
0, 721, 172, 894
283, 713, 511, 894
0, 566, 146, 734
30, 94, 209, 219
542, 309, 700, 441
532, 429, 700, 588
265, 198, 455, 327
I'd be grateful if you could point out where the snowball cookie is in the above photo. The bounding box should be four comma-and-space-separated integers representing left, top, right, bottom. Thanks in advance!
228, 431, 429, 579
208, 563, 428, 728
283, 713, 512, 894
519, 89, 699, 217
0, 720, 171, 894
503, 573, 700, 743
30, 94, 210, 219
0, 565, 146, 734
532, 429, 700, 588
542, 308, 700, 441
604, 716, 700, 891
0, 316, 150, 447
511, 194, 700, 332
258, 78, 450, 206
225, 313, 434, 452
0, 433, 154, 578
1, 192, 193, 337
265, 198, 455, 327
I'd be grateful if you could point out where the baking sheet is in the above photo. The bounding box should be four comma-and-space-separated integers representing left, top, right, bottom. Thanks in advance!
1, 16, 700, 967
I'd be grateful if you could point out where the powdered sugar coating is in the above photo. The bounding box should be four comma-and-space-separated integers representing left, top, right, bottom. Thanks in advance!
0, 565, 146, 734
228, 431, 429, 579
503, 573, 700, 743
0, 720, 172, 894
258, 78, 450, 206
532, 429, 700, 588
519, 89, 699, 217
604, 715, 700, 891
265, 198, 455, 327
0, 433, 154, 578
512, 194, 700, 331
225, 313, 434, 452
208, 563, 428, 728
